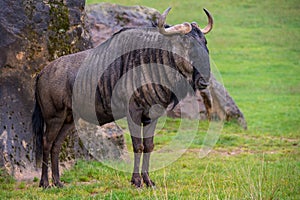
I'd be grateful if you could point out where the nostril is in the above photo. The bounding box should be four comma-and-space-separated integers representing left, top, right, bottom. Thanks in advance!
199, 79, 209, 86
198, 80, 209, 90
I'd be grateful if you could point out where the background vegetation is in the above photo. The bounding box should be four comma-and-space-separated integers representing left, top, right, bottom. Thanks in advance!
1, 0, 299, 199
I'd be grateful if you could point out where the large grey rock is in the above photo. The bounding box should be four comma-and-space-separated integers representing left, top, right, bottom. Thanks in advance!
77, 119, 127, 162
200, 75, 247, 129
0, 0, 126, 180
168, 74, 247, 130
86, 3, 160, 46
0, 0, 90, 180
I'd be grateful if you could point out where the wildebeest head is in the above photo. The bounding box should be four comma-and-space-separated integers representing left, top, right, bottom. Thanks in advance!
157, 7, 213, 90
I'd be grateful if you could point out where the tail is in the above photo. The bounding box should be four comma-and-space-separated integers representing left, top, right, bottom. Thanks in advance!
32, 76, 44, 168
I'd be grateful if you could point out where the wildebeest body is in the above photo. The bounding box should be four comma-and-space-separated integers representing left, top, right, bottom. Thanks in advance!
32, 8, 213, 188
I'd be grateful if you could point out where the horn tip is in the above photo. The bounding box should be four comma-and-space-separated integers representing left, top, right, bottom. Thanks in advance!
203, 8, 209, 14
161, 7, 172, 17
166, 7, 172, 13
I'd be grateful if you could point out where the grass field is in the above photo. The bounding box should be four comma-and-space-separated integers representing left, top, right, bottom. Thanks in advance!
1, 0, 299, 199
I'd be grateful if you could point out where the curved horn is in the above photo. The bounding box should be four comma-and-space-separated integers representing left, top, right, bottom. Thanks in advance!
200, 8, 213, 34
158, 7, 192, 35
164, 22, 192, 35
158, 7, 172, 29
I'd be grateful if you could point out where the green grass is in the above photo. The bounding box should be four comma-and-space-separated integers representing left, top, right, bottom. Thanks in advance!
1, 0, 299, 199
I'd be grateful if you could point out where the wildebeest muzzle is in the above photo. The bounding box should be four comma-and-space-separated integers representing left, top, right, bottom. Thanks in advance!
193, 68, 210, 90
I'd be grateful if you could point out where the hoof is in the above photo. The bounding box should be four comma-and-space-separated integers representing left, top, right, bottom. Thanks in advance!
145, 180, 156, 188
131, 173, 143, 188
142, 173, 155, 188
54, 181, 64, 188
39, 180, 50, 189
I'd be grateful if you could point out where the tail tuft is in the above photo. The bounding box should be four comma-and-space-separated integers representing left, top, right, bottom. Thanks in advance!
32, 84, 44, 168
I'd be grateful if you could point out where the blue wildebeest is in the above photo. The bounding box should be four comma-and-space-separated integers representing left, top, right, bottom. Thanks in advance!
32, 7, 213, 188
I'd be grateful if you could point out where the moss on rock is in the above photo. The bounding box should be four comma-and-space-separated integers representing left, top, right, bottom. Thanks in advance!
48, 1, 71, 60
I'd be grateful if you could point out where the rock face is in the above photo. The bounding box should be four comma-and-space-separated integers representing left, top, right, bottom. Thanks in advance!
167, 75, 247, 129
201, 75, 247, 129
0, 0, 124, 180
77, 120, 127, 162
85, 3, 247, 129
86, 3, 160, 46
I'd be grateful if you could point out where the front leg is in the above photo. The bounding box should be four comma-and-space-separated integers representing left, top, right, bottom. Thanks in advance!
142, 120, 157, 187
127, 106, 144, 188
130, 136, 143, 188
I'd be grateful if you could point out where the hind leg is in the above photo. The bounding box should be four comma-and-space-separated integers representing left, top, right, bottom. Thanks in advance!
40, 118, 64, 188
51, 119, 74, 188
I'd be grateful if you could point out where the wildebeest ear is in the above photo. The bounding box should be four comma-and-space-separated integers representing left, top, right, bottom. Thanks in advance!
191, 22, 199, 28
